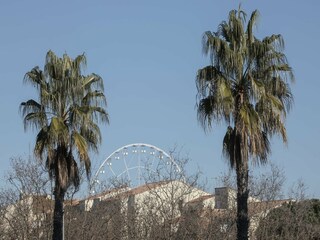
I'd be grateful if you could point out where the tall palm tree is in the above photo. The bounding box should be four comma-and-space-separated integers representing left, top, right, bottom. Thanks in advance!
196, 9, 294, 240
21, 50, 109, 240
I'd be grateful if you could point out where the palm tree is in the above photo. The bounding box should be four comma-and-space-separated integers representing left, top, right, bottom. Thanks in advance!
196, 9, 294, 240
21, 50, 109, 240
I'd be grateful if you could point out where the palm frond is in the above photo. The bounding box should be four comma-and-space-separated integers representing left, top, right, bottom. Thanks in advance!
247, 10, 259, 44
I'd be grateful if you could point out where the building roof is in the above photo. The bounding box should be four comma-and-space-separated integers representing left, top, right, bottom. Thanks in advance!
187, 194, 214, 204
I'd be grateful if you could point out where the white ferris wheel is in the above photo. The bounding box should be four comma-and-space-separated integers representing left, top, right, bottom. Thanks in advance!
90, 143, 182, 195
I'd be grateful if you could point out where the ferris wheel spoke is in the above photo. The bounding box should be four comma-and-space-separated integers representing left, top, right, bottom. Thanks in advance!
138, 147, 141, 186
123, 157, 130, 182
109, 165, 117, 177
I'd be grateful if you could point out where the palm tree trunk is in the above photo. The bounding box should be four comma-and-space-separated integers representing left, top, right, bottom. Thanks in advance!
52, 186, 65, 240
236, 148, 249, 240
234, 93, 250, 240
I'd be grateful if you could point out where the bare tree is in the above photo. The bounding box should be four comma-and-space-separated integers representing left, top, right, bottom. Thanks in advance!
215, 163, 286, 201
63, 153, 214, 240
255, 199, 320, 240
1, 156, 318, 240
0, 157, 53, 239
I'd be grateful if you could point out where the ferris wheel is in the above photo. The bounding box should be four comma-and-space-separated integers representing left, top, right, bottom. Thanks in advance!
90, 143, 182, 194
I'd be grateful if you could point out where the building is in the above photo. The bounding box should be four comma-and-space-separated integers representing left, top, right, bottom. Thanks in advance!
0, 180, 293, 239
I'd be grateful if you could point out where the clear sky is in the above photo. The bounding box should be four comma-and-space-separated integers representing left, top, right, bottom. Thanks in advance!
0, 1, 319, 197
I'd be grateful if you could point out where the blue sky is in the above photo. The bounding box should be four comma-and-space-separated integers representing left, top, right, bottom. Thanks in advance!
0, 1, 319, 197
